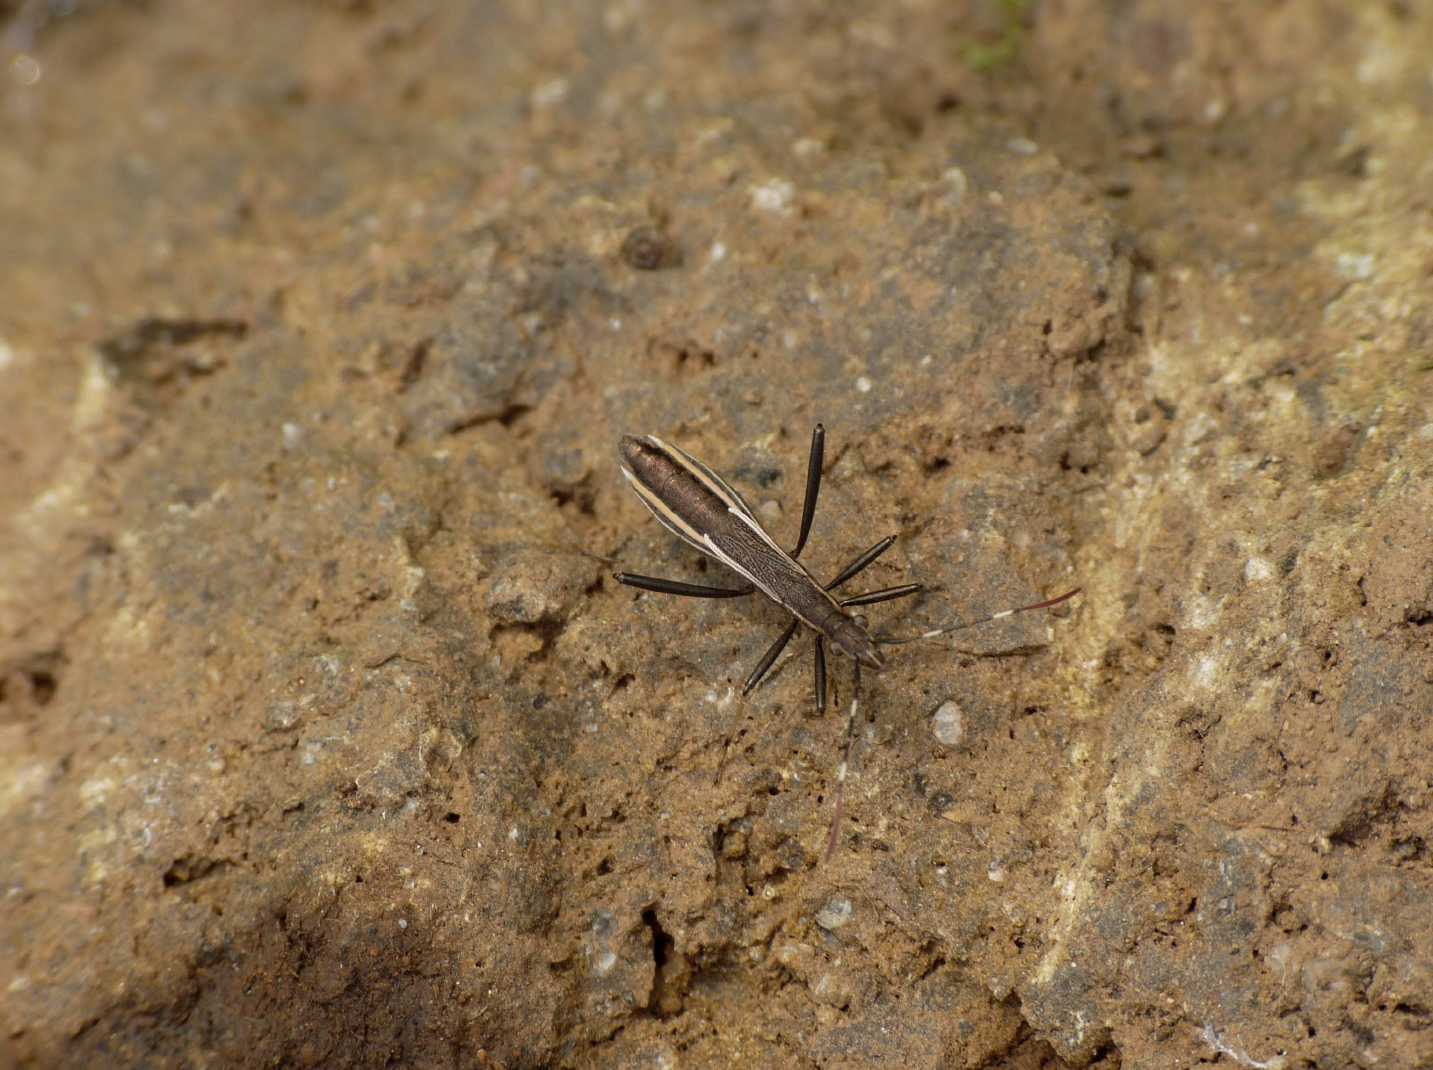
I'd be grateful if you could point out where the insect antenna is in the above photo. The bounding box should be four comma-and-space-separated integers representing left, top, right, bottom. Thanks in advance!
824, 589, 1081, 859
824, 660, 863, 862
873, 587, 1081, 646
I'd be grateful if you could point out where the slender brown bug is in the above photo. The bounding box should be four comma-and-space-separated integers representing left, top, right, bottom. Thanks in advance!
615, 424, 1079, 856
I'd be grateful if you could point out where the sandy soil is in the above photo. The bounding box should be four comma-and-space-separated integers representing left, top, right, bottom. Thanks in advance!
2, 2, 1431, 1067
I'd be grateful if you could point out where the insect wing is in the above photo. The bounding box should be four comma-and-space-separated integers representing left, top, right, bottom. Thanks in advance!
662, 438, 758, 521
619, 463, 710, 556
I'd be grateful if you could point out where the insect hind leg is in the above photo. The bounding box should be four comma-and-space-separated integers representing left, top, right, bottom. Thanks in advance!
614, 572, 754, 598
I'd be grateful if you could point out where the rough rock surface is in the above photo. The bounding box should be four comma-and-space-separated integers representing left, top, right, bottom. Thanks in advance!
2, 2, 1431, 1068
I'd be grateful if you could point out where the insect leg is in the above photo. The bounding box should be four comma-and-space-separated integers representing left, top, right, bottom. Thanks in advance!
825, 535, 897, 590
813, 636, 827, 714
614, 572, 754, 598
742, 619, 800, 695
839, 584, 923, 607
713, 618, 800, 786
790, 423, 825, 558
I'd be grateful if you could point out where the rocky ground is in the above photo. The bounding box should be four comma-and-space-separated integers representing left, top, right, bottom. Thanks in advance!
2, 2, 1431, 1067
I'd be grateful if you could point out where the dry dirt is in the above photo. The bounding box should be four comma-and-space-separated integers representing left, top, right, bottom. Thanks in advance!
2, 2, 1432, 1068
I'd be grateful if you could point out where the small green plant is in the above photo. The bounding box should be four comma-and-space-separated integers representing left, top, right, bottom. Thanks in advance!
962, 0, 1032, 72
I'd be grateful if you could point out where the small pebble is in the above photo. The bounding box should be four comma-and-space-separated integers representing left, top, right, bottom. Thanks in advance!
750, 178, 795, 215
265, 701, 301, 732
942, 166, 969, 201
932, 701, 965, 746
621, 226, 681, 270
816, 897, 853, 930
1334, 251, 1374, 280
1244, 556, 1274, 583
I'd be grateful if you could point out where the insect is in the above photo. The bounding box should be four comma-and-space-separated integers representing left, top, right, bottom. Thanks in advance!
615, 424, 1079, 857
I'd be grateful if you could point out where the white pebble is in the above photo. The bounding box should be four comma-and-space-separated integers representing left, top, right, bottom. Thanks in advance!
816, 898, 853, 930
750, 178, 796, 215
1334, 252, 1374, 280
11, 54, 42, 86
1243, 556, 1274, 583
531, 77, 569, 109
942, 167, 969, 200
932, 701, 965, 746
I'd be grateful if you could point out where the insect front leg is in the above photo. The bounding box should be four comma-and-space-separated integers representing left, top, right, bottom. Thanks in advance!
790, 423, 826, 558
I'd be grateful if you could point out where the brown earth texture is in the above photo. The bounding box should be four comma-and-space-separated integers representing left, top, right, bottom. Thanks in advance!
3, 2, 1432, 1068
